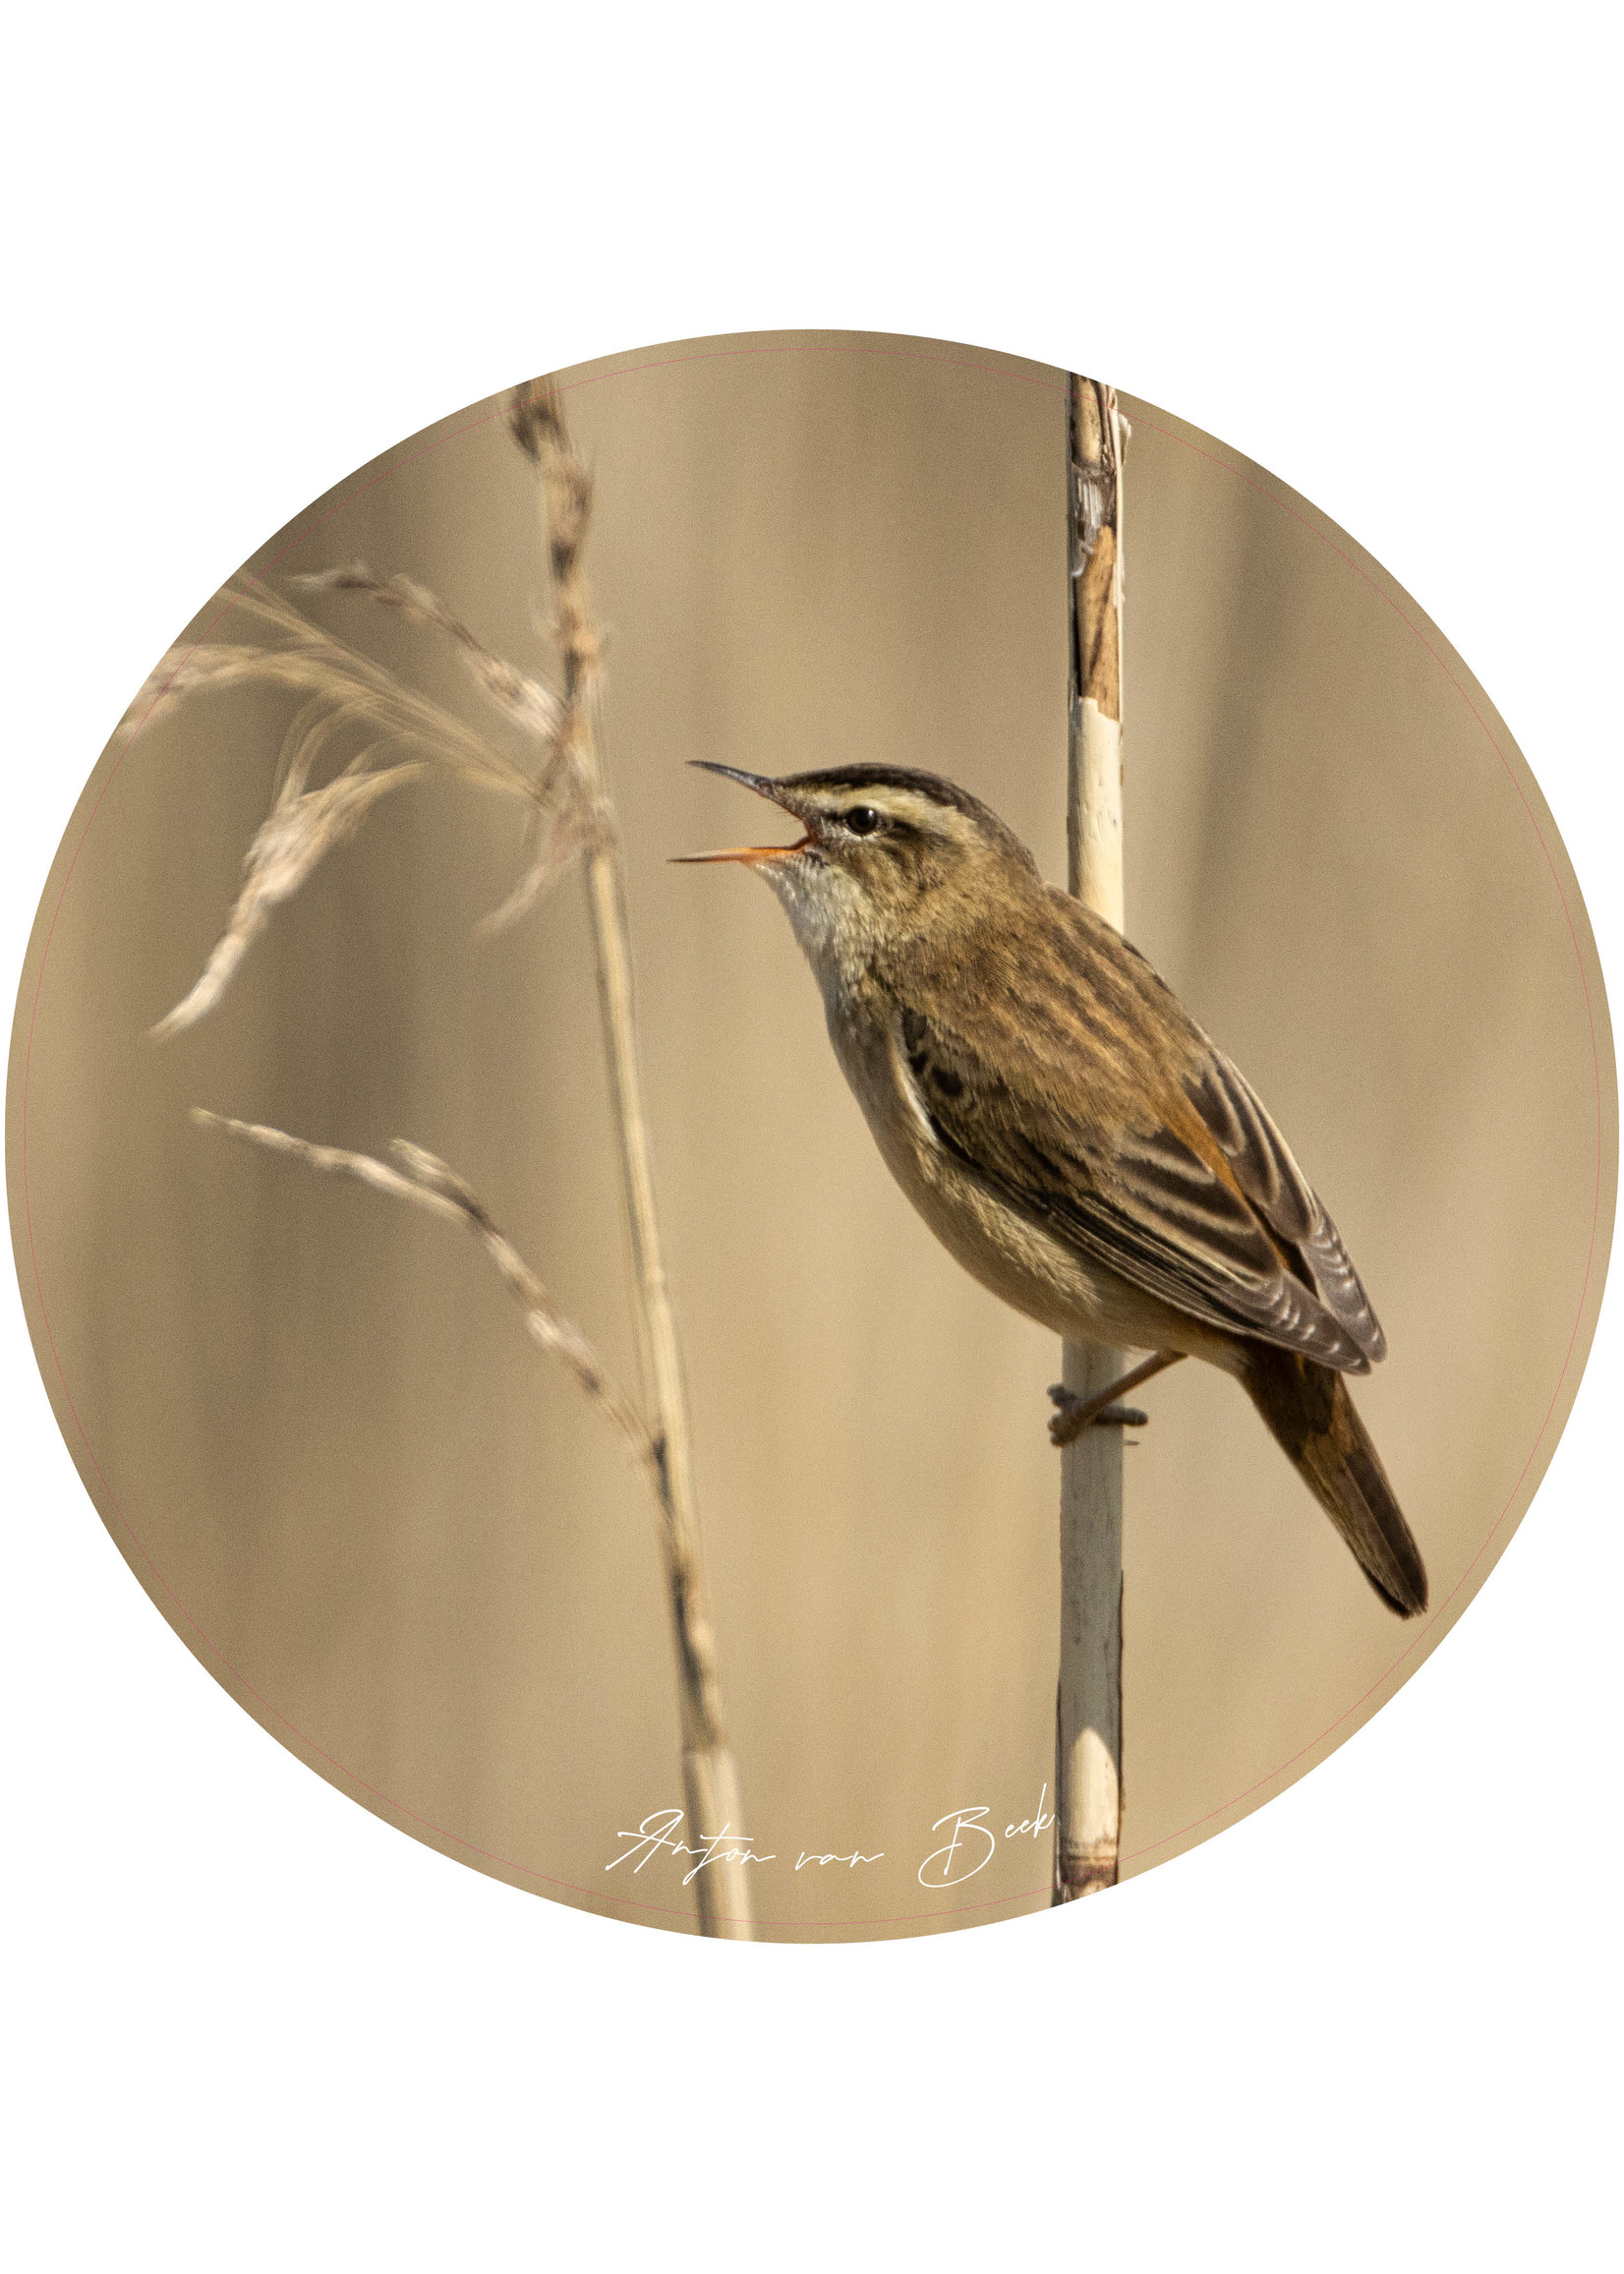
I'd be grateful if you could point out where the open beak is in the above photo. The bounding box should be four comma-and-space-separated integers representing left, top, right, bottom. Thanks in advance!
673, 762, 813, 866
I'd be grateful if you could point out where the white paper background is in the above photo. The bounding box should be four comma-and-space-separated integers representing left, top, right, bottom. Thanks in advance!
5, 7, 1617, 2265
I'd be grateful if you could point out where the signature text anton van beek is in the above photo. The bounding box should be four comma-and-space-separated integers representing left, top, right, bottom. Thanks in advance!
607, 1788, 1055, 1891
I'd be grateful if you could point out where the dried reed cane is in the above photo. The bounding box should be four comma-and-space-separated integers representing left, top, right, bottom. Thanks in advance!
145, 406, 755, 1936
508, 379, 754, 1940
1055, 375, 1129, 1901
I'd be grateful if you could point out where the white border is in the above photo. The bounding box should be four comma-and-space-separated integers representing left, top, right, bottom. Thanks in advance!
5, 9, 1617, 2263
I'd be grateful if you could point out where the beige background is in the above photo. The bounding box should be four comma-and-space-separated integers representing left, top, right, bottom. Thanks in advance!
9, 332, 1615, 1939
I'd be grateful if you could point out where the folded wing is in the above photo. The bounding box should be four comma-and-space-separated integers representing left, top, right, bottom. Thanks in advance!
896, 999, 1383, 1374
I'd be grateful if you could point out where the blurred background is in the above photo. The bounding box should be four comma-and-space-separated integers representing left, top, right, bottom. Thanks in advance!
9, 332, 1614, 1939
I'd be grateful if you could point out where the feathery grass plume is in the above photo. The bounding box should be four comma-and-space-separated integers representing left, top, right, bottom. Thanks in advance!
290, 563, 610, 933
152, 389, 754, 1938
136, 576, 592, 1038
151, 762, 428, 1040
194, 1113, 655, 1471
289, 565, 568, 755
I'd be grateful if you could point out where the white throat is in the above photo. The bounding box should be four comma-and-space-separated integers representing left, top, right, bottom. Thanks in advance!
760, 853, 878, 1013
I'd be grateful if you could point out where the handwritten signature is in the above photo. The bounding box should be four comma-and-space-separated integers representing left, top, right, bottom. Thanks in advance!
608, 1810, 886, 1884
607, 1786, 1054, 1891
607, 1810, 779, 1888
916, 1785, 1056, 1888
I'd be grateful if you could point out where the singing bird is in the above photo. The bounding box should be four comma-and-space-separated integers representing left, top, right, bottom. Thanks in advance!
681, 761, 1427, 1618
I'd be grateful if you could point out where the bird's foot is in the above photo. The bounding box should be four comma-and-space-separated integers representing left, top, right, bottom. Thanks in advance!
1047, 1383, 1149, 1446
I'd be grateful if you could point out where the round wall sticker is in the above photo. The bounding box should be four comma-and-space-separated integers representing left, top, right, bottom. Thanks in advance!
8, 332, 1614, 1940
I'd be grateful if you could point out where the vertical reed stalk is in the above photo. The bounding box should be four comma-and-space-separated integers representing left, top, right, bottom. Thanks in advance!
509, 380, 753, 1940
1055, 375, 1128, 1901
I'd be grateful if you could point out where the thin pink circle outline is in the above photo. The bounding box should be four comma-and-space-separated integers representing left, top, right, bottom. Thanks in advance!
16, 336, 1609, 1932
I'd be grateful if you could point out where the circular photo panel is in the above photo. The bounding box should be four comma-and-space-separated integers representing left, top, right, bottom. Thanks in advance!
9, 332, 1615, 1940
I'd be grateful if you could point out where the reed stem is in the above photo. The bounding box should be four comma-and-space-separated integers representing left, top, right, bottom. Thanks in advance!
1056, 374, 1129, 1902
509, 380, 753, 1940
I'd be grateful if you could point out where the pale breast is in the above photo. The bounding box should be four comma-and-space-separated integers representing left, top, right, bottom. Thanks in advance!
826, 998, 1232, 1365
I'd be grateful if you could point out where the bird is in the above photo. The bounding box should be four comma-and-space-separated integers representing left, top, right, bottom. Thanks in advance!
679, 759, 1428, 1618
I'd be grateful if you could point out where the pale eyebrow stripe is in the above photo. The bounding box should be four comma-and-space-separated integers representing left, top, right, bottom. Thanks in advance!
840, 789, 974, 843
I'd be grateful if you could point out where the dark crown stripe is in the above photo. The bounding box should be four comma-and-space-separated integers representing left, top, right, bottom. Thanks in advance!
776, 765, 1038, 868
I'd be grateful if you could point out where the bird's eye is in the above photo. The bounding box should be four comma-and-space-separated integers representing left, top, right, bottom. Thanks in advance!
842, 805, 883, 837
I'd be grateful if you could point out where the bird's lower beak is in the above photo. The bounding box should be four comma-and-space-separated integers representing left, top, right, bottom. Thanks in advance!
675, 761, 812, 865
673, 843, 810, 866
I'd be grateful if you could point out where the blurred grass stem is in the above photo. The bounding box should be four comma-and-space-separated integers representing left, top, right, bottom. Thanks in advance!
509, 379, 754, 1941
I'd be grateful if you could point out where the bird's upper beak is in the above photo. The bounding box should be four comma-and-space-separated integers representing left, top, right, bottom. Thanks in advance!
674, 762, 814, 865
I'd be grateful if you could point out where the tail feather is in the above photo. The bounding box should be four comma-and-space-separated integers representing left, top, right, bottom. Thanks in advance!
1242, 1347, 1428, 1617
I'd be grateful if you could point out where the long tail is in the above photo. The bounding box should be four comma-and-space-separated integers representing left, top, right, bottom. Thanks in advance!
1241, 1346, 1428, 1617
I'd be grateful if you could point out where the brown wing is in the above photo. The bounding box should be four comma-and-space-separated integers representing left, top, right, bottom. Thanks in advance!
1184, 1053, 1385, 1363
895, 992, 1379, 1375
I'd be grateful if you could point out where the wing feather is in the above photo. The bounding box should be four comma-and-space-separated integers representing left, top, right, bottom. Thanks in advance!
895, 995, 1378, 1373
1186, 1055, 1386, 1361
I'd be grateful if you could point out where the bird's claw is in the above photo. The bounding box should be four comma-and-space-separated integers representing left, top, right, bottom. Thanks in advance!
1047, 1383, 1150, 1446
